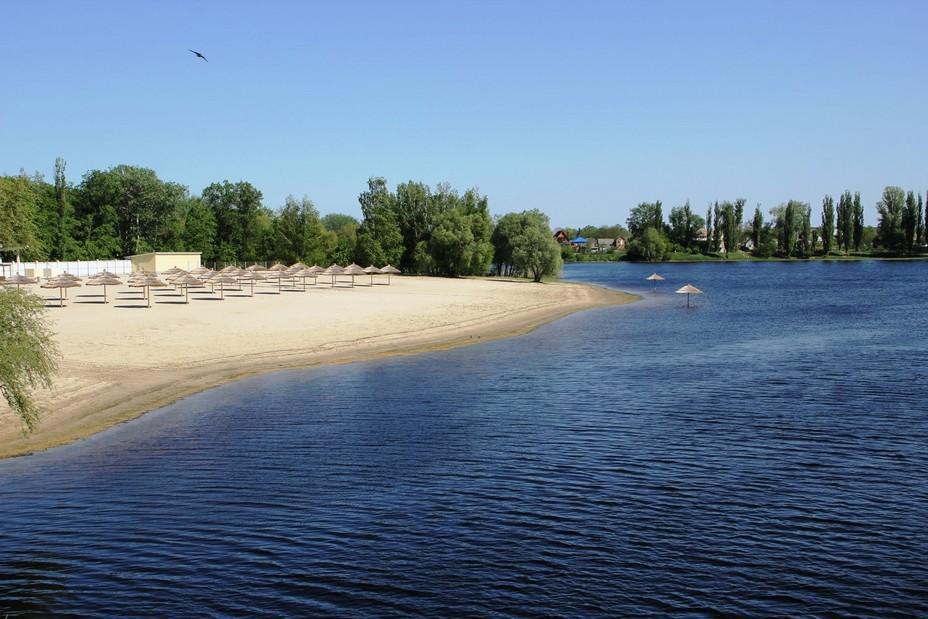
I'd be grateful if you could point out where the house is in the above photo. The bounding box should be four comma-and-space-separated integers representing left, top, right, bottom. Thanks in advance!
553, 230, 570, 244
589, 238, 628, 253
128, 251, 202, 273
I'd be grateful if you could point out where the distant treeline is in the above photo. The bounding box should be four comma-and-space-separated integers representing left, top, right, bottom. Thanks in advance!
566, 188, 927, 262
0, 160, 561, 280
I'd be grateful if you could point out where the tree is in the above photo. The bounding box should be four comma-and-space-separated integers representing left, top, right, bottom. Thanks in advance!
626, 227, 668, 262
821, 195, 835, 254
273, 195, 326, 265
668, 201, 703, 249
853, 192, 864, 251
79, 165, 187, 258
0, 176, 40, 259
507, 211, 562, 282
903, 191, 918, 255
751, 206, 763, 251
704, 206, 713, 253
711, 202, 722, 253
627, 201, 663, 237
393, 180, 433, 272
876, 186, 905, 251
428, 207, 475, 276
53, 158, 73, 260
917, 193, 925, 249
0, 288, 59, 432
355, 177, 403, 267
201, 180, 264, 263
779, 201, 807, 257
801, 205, 812, 257
178, 197, 216, 260
720, 201, 739, 256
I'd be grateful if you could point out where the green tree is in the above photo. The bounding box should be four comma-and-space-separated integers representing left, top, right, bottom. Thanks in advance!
510, 217, 562, 282
177, 197, 217, 260
626, 227, 668, 262
201, 180, 264, 263
876, 186, 905, 251
0, 176, 41, 259
428, 207, 475, 276
668, 201, 703, 249
0, 288, 59, 433
821, 195, 835, 254
627, 201, 663, 237
801, 205, 812, 257
853, 192, 864, 251
273, 195, 326, 265
751, 206, 763, 251
78, 165, 187, 257
322, 213, 359, 232
393, 180, 433, 272
711, 202, 722, 253
902, 191, 918, 255
355, 177, 403, 267
53, 157, 73, 260
704, 205, 713, 253
916, 193, 925, 248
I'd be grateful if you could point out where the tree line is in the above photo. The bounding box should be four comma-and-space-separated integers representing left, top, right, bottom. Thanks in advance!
0, 160, 561, 280
578, 186, 926, 262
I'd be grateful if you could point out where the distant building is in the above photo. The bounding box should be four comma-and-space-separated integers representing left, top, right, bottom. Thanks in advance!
128, 251, 202, 273
553, 230, 570, 244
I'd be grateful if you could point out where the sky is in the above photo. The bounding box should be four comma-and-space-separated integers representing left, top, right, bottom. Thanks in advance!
2, 0, 926, 228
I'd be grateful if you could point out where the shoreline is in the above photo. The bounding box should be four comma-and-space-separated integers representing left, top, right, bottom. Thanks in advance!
0, 278, 636, 460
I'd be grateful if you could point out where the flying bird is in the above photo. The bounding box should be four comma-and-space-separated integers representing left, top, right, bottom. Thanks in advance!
188, 49, 208, 62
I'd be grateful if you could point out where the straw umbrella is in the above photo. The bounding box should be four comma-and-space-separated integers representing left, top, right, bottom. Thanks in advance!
342, 263, 366, 288
321, 263, 345, 286
41, 276, 81, 307
675, 283, 703, 308
362, 265, 382, 286
85, 274, 122, 303
646, 272, 665, 291
56, 272, 82, 299
208, 272, 239, 300
380, 264, 401, 284
129, 274, 167, 308
237, 270, 266, 297
304, 265, 323, 286
172, 274, 205, 303
1, 274, 38, 289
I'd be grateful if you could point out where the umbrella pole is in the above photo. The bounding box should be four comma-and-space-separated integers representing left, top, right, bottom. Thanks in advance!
186, 286, 189, 304
59, 287, 63, 308
221, 282, 225, 300
104, 285, 108, 304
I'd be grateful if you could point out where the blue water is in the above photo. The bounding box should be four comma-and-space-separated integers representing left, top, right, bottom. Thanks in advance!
2, 261, 927, 617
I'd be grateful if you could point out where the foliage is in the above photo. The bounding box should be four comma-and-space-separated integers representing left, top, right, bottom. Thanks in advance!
0, 175, 41, 258
493, 209, 562, 280
668, 201, 704, 249
0, 288, 59, 433
626, 227, 668, 262
821, 195, 835, 254
626, 201, 663, 237
876, 186, 906, 251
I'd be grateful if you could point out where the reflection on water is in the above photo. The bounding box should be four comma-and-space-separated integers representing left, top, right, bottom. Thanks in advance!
1, 261, 927, 616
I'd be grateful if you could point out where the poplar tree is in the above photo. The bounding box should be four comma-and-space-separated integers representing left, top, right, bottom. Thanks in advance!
902, 191, 918, 255
802, 205, 812, 257
842, 191, 854, 253
853, 192, 864, 251
836, 193, 846, 251
54, 157, 69, 260
712, 202, 722, 253
917, 193, 925, 248
821, 195, 835, 254
752, 206, 763, 250
705, 206, 713, 253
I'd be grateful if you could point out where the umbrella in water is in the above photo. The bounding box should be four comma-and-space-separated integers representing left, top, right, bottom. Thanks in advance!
646, 272, 665, 291
675, 283, 703, 308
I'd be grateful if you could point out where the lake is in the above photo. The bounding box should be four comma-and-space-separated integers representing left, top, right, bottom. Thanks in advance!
1, 261, 926, 617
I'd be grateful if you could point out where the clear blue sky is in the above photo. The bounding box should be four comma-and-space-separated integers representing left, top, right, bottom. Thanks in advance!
2, 0, 926, 227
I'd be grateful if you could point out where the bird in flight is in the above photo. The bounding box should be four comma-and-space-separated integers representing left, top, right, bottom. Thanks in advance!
188, 49, 208, 62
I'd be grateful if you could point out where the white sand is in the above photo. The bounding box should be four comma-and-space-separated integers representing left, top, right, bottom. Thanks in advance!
0, 275, 634, 458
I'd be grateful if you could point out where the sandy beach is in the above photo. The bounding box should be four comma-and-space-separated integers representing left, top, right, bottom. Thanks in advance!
0, 276, 635, 458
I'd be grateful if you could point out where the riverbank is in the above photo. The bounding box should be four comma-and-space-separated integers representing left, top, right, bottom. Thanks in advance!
0, 276, 636, 459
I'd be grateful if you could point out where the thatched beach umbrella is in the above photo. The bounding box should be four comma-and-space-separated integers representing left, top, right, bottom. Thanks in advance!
41, 276, 82, 307
208, 272, 239, 300
321, 263, 344, 286
172, 274, 204, 303
190, 266, 212, 276
245, 264, 267, 272
56, 272, 82, 299
92, 270, 120, 278
1, 274, 38, 289
362, 265, 382, 286
86, 274, 122, 303
129, 274, 167, 308
646, 272, 665, 291
267, 263, 289, 273
237, 270, 266, 297
380, 264, 401, 284
342, 263, 366, 288
675, 283, 703, 308
304, 265, 324, 286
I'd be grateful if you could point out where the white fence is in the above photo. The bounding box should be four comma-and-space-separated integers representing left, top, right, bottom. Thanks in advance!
1, 260, 132, 278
